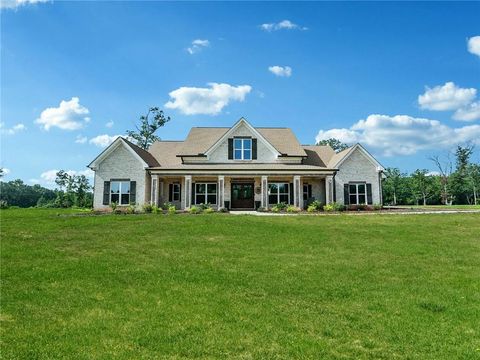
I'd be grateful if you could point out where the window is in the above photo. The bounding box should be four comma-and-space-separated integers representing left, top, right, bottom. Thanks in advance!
172, 183, 180, 201
233, 138, 252, 160
195, 183, 217, 204
349, 183, 366, 205
110, 181, 130, 205
303, 184, 312, 201
268, 183, 289, 205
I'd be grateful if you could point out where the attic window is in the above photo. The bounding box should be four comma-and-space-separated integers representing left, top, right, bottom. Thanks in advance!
234, 138, 251, 160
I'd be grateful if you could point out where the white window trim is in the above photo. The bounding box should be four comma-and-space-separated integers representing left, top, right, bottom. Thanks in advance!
195, 182, 217, 205
110, 180, 131, 205
172, 183, 181, 202
349, 182, 367, 205
268, 182, 289, 204
233, 138, 252, 161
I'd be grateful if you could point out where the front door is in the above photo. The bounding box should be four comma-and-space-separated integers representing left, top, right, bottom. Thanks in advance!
231, 183, 254, 209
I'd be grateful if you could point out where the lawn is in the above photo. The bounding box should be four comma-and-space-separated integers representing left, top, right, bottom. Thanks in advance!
1, 209, 479, 359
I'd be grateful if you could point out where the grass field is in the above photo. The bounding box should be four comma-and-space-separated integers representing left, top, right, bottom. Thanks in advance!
1, 209, 479, 359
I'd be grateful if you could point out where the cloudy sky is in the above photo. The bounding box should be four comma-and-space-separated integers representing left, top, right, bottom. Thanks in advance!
1, 1, 479, 186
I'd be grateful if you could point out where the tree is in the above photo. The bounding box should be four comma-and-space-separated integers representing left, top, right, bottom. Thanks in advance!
383, 168, 403, 205
316, 138, 349, 153
54, 171, 92, 208
411, 169, 439, 206
126, 107, 170, 150
429, 154, 453, 205
449, 145, 474, 204
0, 168, 4, 178
466, 163, 480, 205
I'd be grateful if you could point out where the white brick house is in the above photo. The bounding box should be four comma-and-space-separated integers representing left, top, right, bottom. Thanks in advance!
88, 118, 384, 210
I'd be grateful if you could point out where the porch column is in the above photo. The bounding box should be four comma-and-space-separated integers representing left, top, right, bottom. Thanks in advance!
159, 180, 164, 206
261, 176, 268, 208
151, 175, 159, 205
184, 175, 192, 209
325, 175, 333, 204
293, 175, 302, 208
218, 176, 225, 209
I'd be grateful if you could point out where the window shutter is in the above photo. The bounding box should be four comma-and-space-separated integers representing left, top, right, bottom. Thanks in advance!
344, 184, 349, 205
366, 183, 373, 205
289, 183, 294, 205
103, 181, 110, 205
130, 181, 136, 204
178, 184, 182, 201
191, 183, 196, 205
169, 184, 173, 202
252, 139, 257, 160
228, 138, 233, 159
308, 184, 312, 198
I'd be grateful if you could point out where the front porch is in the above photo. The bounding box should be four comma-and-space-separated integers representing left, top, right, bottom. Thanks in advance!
149, 174, 335, 210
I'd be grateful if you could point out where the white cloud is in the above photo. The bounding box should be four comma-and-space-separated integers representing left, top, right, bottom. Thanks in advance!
165, 82, 252, 115
75, 135, 87, 144
315, 114, 480, 156
105, 120, 114, 128
186, 39, 210, 54
453, 101, 480, 122
35, 97, 90, 131
260, 20, 307, 32
268, 65, 292, 77
0, 0, 48, 9
39, 168, 94, 186
0, 122, 26, 135
2, 168, 11, 176
89, 134, 122, 148
418, 82, 476, 111
467, 36, 480, 57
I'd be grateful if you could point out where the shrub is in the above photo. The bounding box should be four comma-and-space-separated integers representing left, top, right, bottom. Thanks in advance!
271, 206, 280, 213
198, 203, 212, 211
152, 205, 161, 214
333, 203, 346, 212
286, 205, 301, 213
142, 203, 153, 213
373, 203, 382, 210
256, 206, 267, 212
110, 201, 118, 212
307, 200, 323, 212
276, 202, 288, 210
168, 205, 176, 215
0, 200, 8, 209
126, 204, 136, 214
323, 204, 334, 212
307, 204, 317, 213
204, 207, 215, 214
163, 202, 173, 210
218, 207, 229, 213
189, 205, 201, 214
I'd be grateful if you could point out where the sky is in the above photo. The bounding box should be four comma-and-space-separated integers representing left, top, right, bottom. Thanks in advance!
1, 1, 479, 187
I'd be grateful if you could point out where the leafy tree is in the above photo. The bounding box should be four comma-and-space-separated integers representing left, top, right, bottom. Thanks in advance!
411, 169, 439, 206
0, 179, 56, 207
449, 145, 474, 204
383, 168, 403, 205
467, 163, 480, 205
316, 138, 349, 153
429, 154, 454, 205
126, 107, 170, 150
54, 171, 92, 207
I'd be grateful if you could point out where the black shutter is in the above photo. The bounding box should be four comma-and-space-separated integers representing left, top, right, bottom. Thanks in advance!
344, 184, 349, 205
169, 184, 173, 202
103, 181, 110, 205
308, 184, 312, 198
252, 139, 257, 160
366, 183, 373, 205
228, 138, 233, 159
191, 182, 196, 205
178, 184, 182, 201
289, 183, 294, 205
130, 181, 136, 204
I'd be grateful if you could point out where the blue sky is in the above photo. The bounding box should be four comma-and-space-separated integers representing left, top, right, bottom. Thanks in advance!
1, 1, 479, 186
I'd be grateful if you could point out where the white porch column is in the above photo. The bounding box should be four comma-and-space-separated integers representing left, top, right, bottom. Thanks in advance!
184, 175, 192, 209
218, 176, 225, 209
159, 180, 164, 206
151, 175, 159, 205
325, 175, 333, 204
261, 176, 268, 208
293, 175, 302, 209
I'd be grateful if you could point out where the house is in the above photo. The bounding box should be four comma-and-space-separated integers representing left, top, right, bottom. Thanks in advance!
88, 118, 384, 210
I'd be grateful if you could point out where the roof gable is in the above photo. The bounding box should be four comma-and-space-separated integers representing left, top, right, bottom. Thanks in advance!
204, 118, 281, 157
88, 137, 157, 170
329, 144, 384, 171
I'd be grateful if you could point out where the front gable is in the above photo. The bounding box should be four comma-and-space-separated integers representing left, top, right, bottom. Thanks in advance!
204, 118, 281, 163
88, 138, 149, 171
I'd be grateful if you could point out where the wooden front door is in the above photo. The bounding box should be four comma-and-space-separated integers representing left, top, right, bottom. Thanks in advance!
231, 183, 254, 209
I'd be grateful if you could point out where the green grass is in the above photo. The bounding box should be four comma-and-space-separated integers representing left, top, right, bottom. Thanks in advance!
1, 209, 479, 359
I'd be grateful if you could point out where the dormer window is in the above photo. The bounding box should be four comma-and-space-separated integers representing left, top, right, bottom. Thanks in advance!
234, 138, 252, 160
